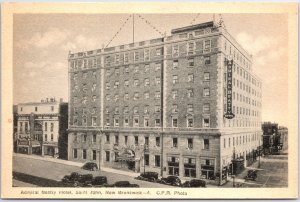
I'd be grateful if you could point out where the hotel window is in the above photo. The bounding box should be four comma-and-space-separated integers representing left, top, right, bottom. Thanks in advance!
92, 150, 96, 160
144, 64, 150, 72
106, 134, 110, 143
115, 54, 120, 65
44, 122, 47, 131
105, 56, 111, 67
204, 88, 210, 97
204, 56, 211, 64
92, 95, 97, 102
124, 80, 129, 87
106, 119, 110, 127
115, 68, 120, 75
133, 106, 139, 114
144, 154, 149, 166
203, 103, 210, 113
134, 118, 139, 127
45, 134, 48, 141
155, 119, 161, 127
134, 92, 139, 100
173, 60, 179, 69
144, 78, 150, 86
155, 105, 161, 113
172, 75, 178, 84
114, 94, 119, 102
188, 58, 194, 67
155, 77, 161, 85
173, 138, 178, 148
124, 93, 129, 101
35, 107, 38, 112
144, 118, 150, 127
134, 51, 139, 61
204, 72, 210, 81
155, 155, 161, 167
92, 116, 97, 126
188, 42, 195, 55
156, 47, 163, 56
172, 90, 178, 99
124, 53, 129, 63
125, 136, 128, 145
124, 106, 129, 114
105, 151, 110, 162
144, 92, 150, 99
73, 149, 78, 159
204, 139, 209, 149
115, 135, 119, 145
82, 116, 87, 126
172, 104, 178, 113
106, 94, 110, 101
155, 137, 161, 147
124, 66, 129, 73
155, 91, 161, 99
172, 118, 178, 128
92, 83, 96, 92
224, 138, 226, 148
145, 136, 149, 146
134, 65, 139, 73
172, 45, 179, 57
51, 134, 53, 141
115, 107, 119, 114
124, 118, 129, 127
134, 79, 139, 87
187, 104, 194, 113
187, 89, 194, 98
203, 118, 210, 128
155, 63, 161, 71
83, 134, 87, 142
114, 119, 119, 127
114, 81, 119, 88
144, 49, 150, 61
106, 82, 110, 90
50, 123, 54, 132
187, 118, 194, 128
92, 134, 97, 143
105, 107, 110, 114
144, 105, 149, 114
187, 138, 193, 149
184, 158, 196, 178
134, 136, 139, 145
188, 74, 194, 83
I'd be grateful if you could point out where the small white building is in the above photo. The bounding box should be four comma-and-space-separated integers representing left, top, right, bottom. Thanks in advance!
16, 98, 68, 158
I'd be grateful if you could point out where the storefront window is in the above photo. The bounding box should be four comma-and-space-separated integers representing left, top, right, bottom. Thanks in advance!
184, 158, 196, 178
167, 156, 179, 176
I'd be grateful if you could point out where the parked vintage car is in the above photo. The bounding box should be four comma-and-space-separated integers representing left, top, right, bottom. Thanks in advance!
182, 179, 206, 187
91, 176, 108, 187
61, 172, 93, 187
82, 162, 98, 171
159, 176, 181, 186
135, 172, 159, 182
244, 170, 258, 181
113, 181, 140, 187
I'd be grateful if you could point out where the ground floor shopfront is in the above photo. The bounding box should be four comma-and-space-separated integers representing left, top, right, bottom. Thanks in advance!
68, 128, 263, 182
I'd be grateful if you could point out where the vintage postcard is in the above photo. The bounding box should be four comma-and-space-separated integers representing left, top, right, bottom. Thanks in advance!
1, 2, 298, 199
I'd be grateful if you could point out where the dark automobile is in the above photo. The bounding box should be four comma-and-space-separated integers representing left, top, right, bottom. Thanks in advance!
244, 170, 258, 181
160, 176, 181, 186
182, 179, 206, 187
113, 181, 140, 187
61, 172, 93, 187
92, 176, 108, 187
135, 172, 159, 182
82, 162, 98, 171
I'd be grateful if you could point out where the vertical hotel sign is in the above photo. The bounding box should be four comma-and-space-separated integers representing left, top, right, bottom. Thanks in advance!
224, 58, 235, 119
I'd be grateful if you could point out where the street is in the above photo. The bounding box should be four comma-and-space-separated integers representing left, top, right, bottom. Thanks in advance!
13, 155, 172, 188
224, 154, 288, 188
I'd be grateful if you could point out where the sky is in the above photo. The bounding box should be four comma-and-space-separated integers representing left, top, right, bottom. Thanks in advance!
13, 13, 288, 126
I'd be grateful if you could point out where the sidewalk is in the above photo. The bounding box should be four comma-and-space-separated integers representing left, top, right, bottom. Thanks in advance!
13, 153, 139, 178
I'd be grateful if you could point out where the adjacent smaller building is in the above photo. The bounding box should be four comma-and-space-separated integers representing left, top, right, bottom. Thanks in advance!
262, 122, 288, 154
16, 98, 68, 159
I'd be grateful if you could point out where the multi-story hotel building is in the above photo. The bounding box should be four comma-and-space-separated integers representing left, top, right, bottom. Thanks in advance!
67, 20, 262, 182
16, 98, 68, 159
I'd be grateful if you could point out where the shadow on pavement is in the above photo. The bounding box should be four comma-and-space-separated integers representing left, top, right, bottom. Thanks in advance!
13, 171, 63, 187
